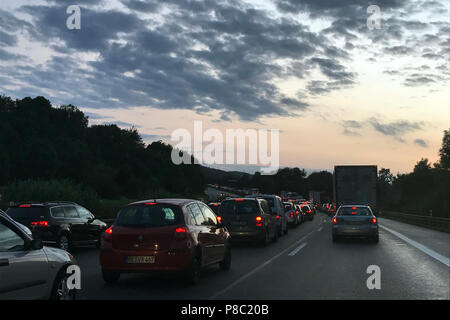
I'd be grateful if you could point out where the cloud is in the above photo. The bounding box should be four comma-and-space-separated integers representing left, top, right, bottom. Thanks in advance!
368, 117, 424, 142
414, 138, 428, 147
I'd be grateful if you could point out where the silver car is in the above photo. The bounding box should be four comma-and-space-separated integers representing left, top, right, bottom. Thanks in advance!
0, 210, 77, 300
332, 205, 379, 243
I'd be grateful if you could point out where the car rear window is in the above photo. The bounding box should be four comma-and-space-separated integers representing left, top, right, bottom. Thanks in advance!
338, 207, 372, 216
219, 200, 259, 215
260, 197, 275, 209
6, 207, 47, 220
115, 204, 183, 228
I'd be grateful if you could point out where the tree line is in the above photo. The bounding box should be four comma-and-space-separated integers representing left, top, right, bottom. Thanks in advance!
0, 95, 205, 205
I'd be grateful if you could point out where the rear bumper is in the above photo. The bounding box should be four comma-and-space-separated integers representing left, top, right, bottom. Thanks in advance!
229, 230, 264, 242
332, 225, 378, 237
100, 248, 193, 272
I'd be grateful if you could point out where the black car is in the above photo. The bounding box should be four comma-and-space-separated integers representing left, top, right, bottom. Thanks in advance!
208, 202, 221, 214
218, 198, 278, 246
6, 202, 107, 251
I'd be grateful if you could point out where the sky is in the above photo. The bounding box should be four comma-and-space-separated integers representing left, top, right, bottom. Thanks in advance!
0, 0, 449, 174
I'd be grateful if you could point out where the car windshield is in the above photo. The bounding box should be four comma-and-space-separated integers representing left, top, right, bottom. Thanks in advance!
338, 207, 372, 216
219, 200, 258, 215
115, 204, 183, 227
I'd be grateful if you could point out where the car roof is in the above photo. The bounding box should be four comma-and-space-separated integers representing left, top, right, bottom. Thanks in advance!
340, 205, 370, 208
128, 198, 199, 206
9, 201, 78, 208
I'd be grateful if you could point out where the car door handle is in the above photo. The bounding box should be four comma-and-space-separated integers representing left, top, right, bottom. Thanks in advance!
0, 259, 9, 267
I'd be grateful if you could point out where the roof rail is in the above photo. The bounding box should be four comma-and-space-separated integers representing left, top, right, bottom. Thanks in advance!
43, 201, 78, 206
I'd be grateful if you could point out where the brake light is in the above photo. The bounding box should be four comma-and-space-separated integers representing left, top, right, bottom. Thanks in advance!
255, 216, 263, 227
352, 207, 357, 210
352, 211, 357, 215
372, 218, 377, 224
105, 227, 113, 234
103, 227, 113, 242
174, 226, 188, 239
145, 202, 157, 205
332, 218, 337, 223
216, 216, 222, 223
255, 216, 262, 222
307, 210, 311, 213
19, 204, 31, 208
290, 212, 294, 218
276, 215, 280, 220
235, 199, 244, 201
31, 221, 49, 227
296, 211, 299, 215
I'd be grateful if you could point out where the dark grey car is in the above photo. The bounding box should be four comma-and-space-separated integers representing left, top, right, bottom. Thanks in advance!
219, 198, 278, 246
0, 210, 77, 300
332, 205, 379, 243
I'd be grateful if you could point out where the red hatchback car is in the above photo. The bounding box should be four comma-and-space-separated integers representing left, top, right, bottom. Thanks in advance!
100, 199, 231, 284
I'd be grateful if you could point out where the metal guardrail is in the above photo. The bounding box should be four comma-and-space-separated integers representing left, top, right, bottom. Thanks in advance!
380, 210, 450, 233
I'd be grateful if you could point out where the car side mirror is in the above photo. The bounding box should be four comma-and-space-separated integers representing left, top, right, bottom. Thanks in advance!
87, 217, 95, 224
30, 238, 43, 250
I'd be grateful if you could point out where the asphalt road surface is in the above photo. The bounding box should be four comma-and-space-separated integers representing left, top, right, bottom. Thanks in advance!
73, 211, 450, 300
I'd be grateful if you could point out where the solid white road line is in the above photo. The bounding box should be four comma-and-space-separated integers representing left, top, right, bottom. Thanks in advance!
288, 243, 307, 256
209, 230, 315, 300
379, 224, 450, 267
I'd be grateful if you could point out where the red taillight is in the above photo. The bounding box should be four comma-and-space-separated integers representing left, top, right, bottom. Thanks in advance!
276, 215, 280, 220
255, 216, 262, 222
332, 218, 337, 223
307, 210, 311, 213
103, 227, 113, 242
145, 202, 157, 205
213, 204, 219, 207
216, 216, 222, 223
290, 212, 294, 218
372, 218, 377, 224
351, 211, 357, 215
174, 226, 188, 239
296, 211, 299, 215
31, 221, 49, 227
19, 204, 31, 208
235, 199, 244, 201
352, 207, 357, 210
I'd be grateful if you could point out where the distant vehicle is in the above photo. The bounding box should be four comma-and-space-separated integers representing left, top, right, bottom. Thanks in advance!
208, 202, 221, 214
309, 191, 321, 205
100, 199, 231, 285
294, 204, 305, 223
300, 204, 314, 221
246, 194, 288, 236
327, 203, 337, 217
6, 202, 107, 251
283, 202, 301, 226
333, 165, 377, 213
219, 198, 278, 246
332, 205, 379, 243
0, 210, 77, 300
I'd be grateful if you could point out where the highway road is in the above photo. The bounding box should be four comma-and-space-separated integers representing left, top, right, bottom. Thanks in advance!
73, 211, 449, 300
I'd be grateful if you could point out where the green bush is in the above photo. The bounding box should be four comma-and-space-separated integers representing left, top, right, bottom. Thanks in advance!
2, 179, 99, 209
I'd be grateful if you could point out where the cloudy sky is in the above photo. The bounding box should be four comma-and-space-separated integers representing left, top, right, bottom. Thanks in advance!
0, 0, 449, 173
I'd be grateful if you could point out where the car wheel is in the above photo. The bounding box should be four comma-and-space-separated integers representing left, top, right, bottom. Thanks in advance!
219, 246, 231, 271
57, 234, 71, 251
102, 269, 120, 283
272, 228, 279, 242
50, 267, 76, 300
373, 234, 379, 243
185, 254, 201, 285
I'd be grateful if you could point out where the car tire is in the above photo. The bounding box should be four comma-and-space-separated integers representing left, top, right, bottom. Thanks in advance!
185, 254, 201, 285
50, 266, 77, 300
57, 234, 71, 251
272, 228, 278, 242
372, 234, 379, 243
219, 246, 231, 271
102, 269, 120, 284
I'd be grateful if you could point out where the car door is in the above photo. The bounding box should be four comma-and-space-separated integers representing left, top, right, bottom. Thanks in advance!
186, 203, 216, 266
0, 217, 49, 300
75, 206, 99, 242
260, 200, 276, 237
63, 205, 85, 243
198, 202, 226, 263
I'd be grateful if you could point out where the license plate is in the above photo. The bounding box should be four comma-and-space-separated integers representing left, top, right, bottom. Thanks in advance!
126, 256, 155, 264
